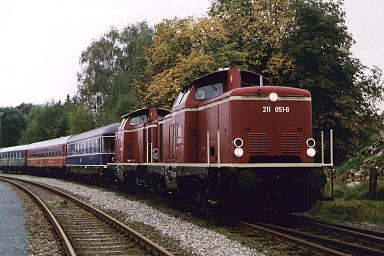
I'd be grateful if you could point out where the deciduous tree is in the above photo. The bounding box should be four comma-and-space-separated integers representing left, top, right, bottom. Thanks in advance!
77, 22, 153, 125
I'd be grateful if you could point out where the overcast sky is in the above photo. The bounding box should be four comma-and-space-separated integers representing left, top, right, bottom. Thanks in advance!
1, 0, 383, 109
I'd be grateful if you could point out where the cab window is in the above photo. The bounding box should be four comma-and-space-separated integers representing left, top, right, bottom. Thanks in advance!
130, 115, 148, 126
194, 83, 223, 100
173, 86, 192, 107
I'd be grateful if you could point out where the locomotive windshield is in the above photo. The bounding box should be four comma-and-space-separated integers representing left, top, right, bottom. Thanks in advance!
240, 70, 270, 87
194, 83, 223, 100
129, 115, 148, 126
173, 86, 192, 107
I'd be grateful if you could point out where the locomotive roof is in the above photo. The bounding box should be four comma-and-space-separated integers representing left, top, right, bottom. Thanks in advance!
182, 67, 271, 90
0, 144, 30, 153
121, 108, 170, 119
28, 136, 71, 149
67, 123, 120, 143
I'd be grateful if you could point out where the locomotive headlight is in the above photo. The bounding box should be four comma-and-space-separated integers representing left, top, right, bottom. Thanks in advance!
306, 138, 316, 148
153, 148, 159, 160
269, 92, 278, 102
233, 138, 244, 148
306, 147, 316, 157
234, 147, 244, 157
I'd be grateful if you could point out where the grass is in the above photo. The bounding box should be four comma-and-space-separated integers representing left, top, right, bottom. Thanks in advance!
305, 160, 384, 228
306, 133, 384, 228
307, 198, 384, 228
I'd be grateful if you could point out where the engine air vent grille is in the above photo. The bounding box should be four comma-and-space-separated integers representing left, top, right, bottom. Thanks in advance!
281, 133, 301, 153
249, 133, 268, 153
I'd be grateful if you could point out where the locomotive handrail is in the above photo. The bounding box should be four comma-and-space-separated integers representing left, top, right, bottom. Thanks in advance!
206, 130, 221, 165
217, 130, 221, 165
207, 131, 210, 165
321, 130, 333, 167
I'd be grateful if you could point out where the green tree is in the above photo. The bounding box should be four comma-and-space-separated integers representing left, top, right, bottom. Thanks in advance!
209, 0, 296, 79
77, 22, 153, 125
0, 107, 26, 147
138, 16, 243, 108
282, 0, 384, 162
19, 101, 69, 144
68, 102, 97, 135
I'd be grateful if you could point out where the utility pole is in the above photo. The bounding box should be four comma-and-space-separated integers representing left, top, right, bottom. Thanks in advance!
0, 112, 3, 148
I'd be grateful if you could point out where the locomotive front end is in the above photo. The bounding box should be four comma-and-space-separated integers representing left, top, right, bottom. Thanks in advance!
222, 85, 328, 212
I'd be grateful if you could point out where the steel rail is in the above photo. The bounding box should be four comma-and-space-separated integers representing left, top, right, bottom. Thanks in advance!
298, 216, 384, 252
299, 215, 384, 238
2, 176, 174, 256
251, 220, 384, 256
241, 221, 348, 256
0, 177, 77, 256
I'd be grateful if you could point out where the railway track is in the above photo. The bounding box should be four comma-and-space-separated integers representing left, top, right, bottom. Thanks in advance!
0, 176, 174, 256
77, 178, 384, 255
296, 216, 384, 254
240, 217, 384, 256
3, 174, 383, 255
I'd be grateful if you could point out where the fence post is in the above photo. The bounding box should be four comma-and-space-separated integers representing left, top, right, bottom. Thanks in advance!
369, 167, 378, 200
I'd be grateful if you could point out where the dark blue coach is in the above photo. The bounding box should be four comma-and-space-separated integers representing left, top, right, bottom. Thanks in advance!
66, 123, 120, 179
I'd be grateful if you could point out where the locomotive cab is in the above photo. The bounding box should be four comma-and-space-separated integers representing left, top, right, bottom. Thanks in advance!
115, 108, 170, 184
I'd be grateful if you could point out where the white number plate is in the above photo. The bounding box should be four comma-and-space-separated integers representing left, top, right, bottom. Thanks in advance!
263, 106, 290, 113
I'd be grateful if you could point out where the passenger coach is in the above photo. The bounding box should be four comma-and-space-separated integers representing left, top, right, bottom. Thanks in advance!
27, 136, 71, 174
66, 123, 120, 179
0, 145, 29, 173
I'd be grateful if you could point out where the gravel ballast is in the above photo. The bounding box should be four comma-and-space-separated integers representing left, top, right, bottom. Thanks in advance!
11, 176, 269, 256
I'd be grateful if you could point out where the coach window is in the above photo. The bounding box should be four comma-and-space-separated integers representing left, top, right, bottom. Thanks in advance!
101, 137, 115, 153
87, 140, 91, 154
92, 139, 96, 153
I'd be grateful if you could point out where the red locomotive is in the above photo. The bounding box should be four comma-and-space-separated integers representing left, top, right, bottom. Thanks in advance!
114, 67, 332, 212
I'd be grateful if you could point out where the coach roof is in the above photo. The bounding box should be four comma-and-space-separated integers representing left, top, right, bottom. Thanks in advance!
0, 144, 30, 153
27, 136, 71, 149
67, 123, 120, 143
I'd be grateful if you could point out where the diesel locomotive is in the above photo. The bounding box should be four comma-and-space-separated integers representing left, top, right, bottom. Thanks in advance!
0, 67, 333, 213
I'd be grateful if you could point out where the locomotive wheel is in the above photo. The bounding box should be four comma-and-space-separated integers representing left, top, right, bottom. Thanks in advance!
202, 191, 219, 211
202, 193, 211, 211
148, 173, 166, 195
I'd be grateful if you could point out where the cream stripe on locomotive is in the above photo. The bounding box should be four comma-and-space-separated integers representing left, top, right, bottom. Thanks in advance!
171, 95, 311, 114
